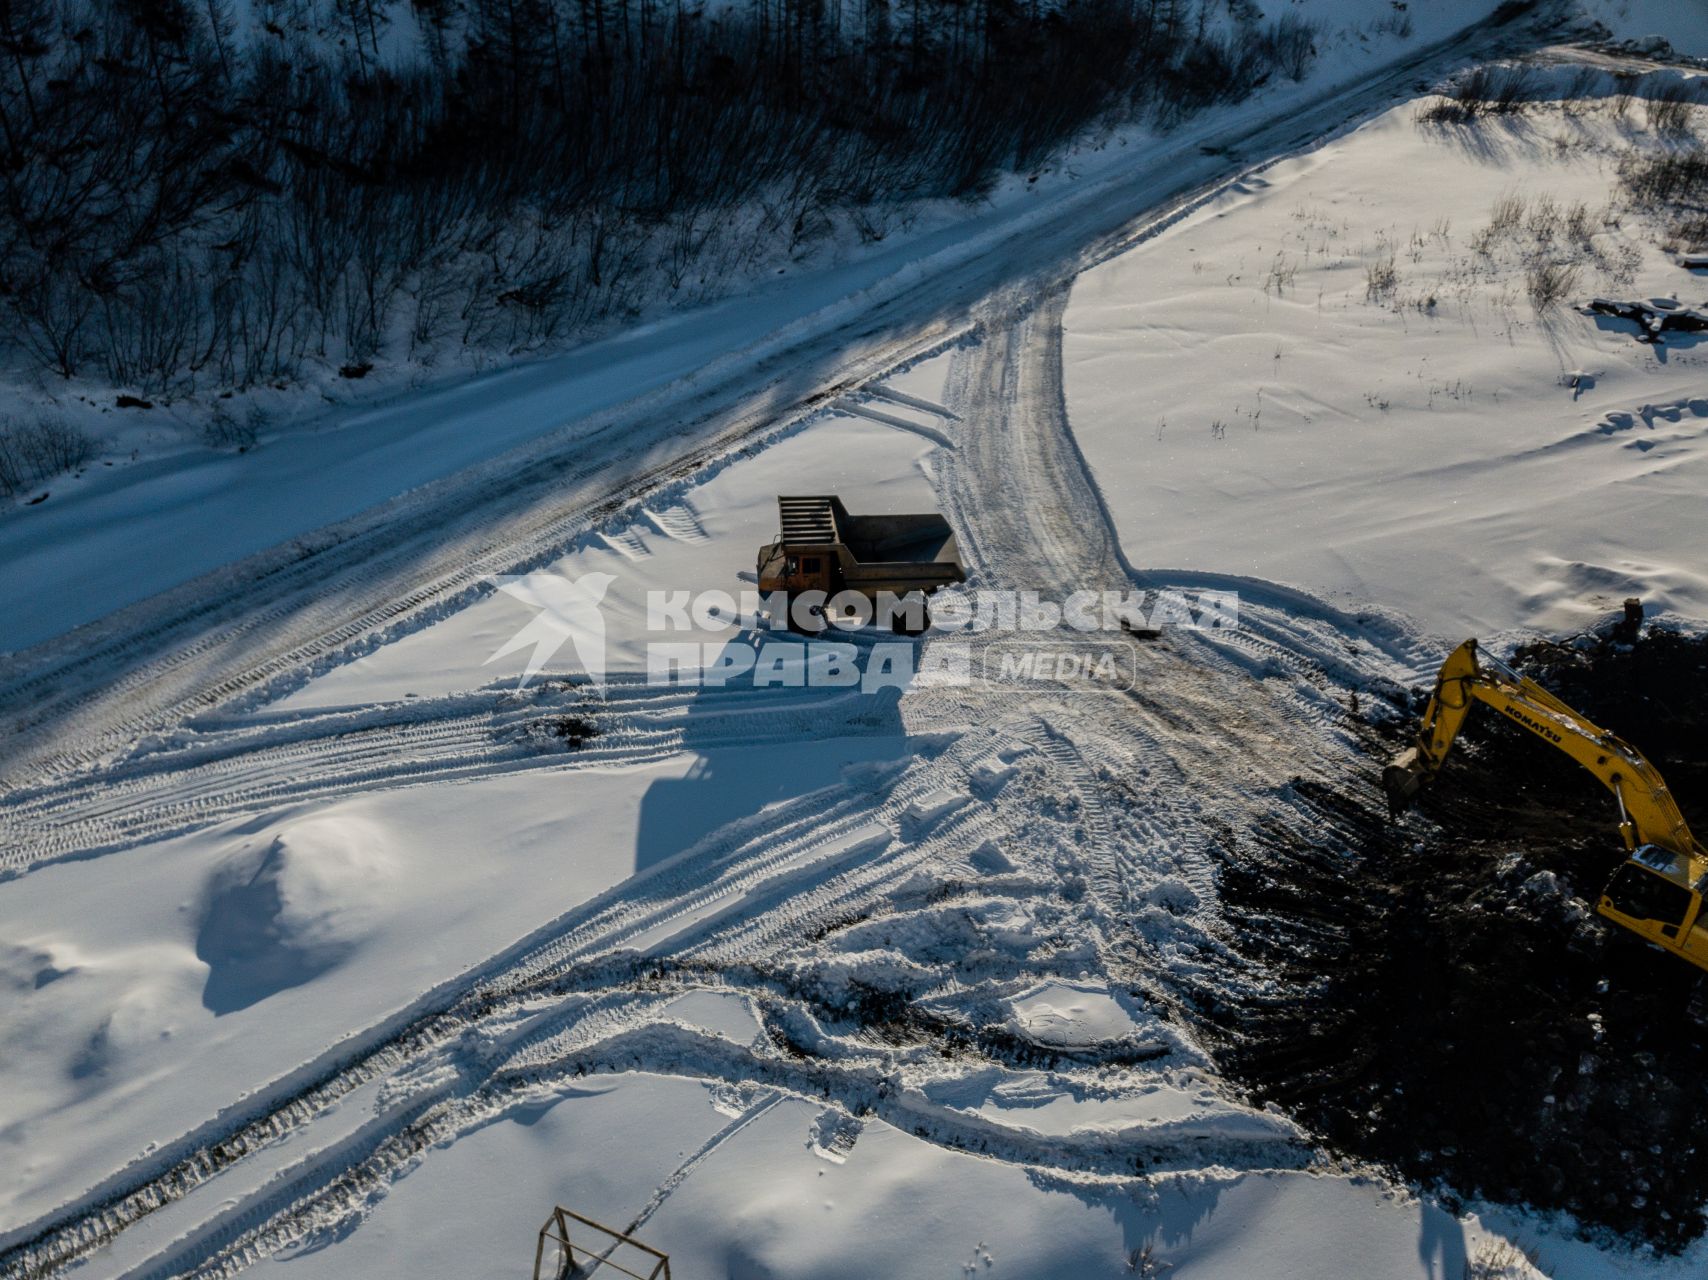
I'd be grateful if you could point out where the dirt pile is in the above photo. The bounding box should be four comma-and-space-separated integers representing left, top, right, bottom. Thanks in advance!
1201, 625, 1708, 1250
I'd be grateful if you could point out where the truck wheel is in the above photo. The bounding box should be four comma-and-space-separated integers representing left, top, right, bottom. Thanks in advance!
891, 609, 929, 637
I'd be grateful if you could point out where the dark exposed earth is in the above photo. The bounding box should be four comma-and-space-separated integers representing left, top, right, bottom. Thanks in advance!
1202, 623, 1708, 1252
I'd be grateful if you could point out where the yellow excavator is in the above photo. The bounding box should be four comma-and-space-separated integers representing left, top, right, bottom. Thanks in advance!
1384, 638, 1708, 974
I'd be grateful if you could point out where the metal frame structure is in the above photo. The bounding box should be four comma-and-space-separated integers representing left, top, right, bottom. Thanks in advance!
533, 1207, 671, 1280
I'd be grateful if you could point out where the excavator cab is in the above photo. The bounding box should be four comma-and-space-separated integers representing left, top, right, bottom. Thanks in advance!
1603, 860, 1692, 928
1600, 849, 1704, 951
1386, 638, 1708, 975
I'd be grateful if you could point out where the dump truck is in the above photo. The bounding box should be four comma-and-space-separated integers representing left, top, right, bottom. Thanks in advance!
755, 495, 964, 631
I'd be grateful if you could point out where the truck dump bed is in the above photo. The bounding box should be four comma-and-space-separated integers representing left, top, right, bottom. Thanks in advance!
759, 495, 964, 597
837, 511, 959, 573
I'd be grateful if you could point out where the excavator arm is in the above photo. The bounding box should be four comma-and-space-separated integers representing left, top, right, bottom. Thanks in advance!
1384, 638, 1708, 974
1385, 639, 1697, 853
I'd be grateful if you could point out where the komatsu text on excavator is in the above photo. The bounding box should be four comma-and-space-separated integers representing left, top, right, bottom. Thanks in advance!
1384, 638, 1708, 974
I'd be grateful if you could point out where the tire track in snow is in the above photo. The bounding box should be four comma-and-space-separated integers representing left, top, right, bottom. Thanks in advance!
0, 242, 1426, 1280
931, 256, 1408, 1027
0, 681, 907, 873
0, 707, 1227, 1280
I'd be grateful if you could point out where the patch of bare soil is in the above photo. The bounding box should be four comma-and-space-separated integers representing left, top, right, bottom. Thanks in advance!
1199, 625, 1708, 1250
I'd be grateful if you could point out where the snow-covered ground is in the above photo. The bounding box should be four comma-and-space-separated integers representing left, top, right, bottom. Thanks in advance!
0, 732, 920, 1238
9, 13, 1708, 1280
1581, 0, 1708, 56
234, 1073, 1542, 1280
1067, 75, 1708, 638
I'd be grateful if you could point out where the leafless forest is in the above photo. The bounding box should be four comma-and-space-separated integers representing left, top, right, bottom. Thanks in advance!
0, 0, 1316, 398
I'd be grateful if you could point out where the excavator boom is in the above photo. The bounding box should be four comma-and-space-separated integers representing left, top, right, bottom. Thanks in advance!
1385, 638, 1708, 974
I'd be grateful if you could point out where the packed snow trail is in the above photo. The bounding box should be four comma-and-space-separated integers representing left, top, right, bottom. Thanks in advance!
0, 681, 904, 873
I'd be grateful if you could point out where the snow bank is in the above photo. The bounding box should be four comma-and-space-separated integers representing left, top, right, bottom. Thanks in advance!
196, 816, 398, 1014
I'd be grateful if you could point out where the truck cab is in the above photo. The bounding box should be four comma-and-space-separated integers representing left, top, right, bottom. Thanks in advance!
757, 496, 843, 597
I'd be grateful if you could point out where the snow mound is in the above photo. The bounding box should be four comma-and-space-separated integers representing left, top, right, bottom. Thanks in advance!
1007, 979, 1143, 1049
901, 789, 969, 832
0, 940, 81, 991
196, 816, 397, 1014
660, 991, 761, 1045
68, 972, 188, 1080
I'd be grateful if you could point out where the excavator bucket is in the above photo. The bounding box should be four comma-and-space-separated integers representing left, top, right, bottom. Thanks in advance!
1382, 746, 1426, 816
